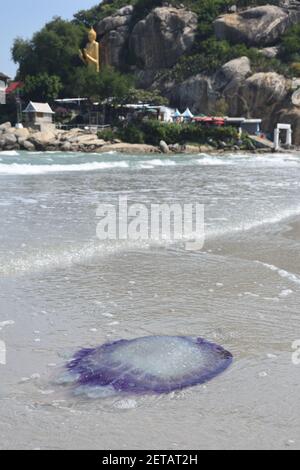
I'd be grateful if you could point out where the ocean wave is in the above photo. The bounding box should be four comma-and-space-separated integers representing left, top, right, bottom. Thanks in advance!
0, 239, 154, 275
196, 156, 233, 166
0, 161, 129, 175
207, 204, 300, 239
0, 150, 20, 156
258, 262, 300, 285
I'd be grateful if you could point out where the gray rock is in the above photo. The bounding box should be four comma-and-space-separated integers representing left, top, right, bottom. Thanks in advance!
278, 106, 300, 145
30, 130, 56, 150
22, 140, 35, 151
214, 5, 297, 47
227, 72, 289, 131
0, 122, 11, 131
130, 7, 198, 70
96, 5, 134, 68
5, 144, 20, 151
4, 133, 17, 146
5, 127, 17, 135
169, 143, 181, 152
171, 75, 217, 115
214, 57, 251, 90
15, 128, 30, 140
159, 140, 170, 153
259, 46, 280, 59
61, 142, 71, 152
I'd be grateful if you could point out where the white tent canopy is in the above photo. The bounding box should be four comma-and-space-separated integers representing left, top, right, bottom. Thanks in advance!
182, 108, 194, 118
173, 109, 182, 118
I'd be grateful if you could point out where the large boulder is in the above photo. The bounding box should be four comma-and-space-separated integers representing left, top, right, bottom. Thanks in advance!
214, 56, 251, 90
228, 72, 289, 131
170, 75, 217, 115
97, 143, 159, 153
22, 140, 35, 151
96, 5, 134, 68
30, 130, 56, 150
0, 122, 11, 132
3, 133, 17, 146
214, 6, 296, 47
15, 128, 30, 140
130, 7, 198, 70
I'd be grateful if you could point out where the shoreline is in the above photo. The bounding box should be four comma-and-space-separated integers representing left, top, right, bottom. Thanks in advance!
1, 122, 295, 155
0, 145, 296, 156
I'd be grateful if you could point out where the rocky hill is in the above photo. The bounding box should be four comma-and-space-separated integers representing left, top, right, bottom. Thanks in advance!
91, 0, 300, 143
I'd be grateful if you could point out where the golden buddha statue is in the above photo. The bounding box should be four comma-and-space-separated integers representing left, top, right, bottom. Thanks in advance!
79, 27, 100, 73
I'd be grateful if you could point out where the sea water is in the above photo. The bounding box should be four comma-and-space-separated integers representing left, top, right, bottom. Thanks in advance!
0, 150, 300, 449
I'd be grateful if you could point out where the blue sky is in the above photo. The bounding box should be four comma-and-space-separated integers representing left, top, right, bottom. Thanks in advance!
0, 0, 98, 78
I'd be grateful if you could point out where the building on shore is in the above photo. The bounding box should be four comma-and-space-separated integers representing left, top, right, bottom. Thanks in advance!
23, 101, 55, 131
0, 72, 10, 104
224, 117, 262, 135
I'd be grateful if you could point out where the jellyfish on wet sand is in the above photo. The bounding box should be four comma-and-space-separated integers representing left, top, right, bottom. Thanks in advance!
64, 336, 232, 397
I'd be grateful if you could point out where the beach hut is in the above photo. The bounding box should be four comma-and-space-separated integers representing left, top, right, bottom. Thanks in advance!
242, 119, 262, 135
23, 101, 55, 131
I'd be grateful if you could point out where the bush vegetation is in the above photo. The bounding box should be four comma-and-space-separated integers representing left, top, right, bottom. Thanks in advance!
280, 24, 300, 64
99, 119, 239, 146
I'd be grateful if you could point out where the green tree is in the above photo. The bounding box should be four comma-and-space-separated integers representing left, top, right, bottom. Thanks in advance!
126, 88, 168, 105
72, 66, 134, 103
280, 24, 300, 63
12, 17, 86, 95
22, 73, 63, 102
212, 98, 229, 117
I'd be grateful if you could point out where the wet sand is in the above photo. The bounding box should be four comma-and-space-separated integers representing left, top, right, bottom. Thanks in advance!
0, 150, 300, 449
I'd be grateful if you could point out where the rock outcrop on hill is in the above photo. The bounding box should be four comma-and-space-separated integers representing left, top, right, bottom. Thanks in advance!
96, 5, 134, 68
214, 56, 252, 91
97, 6, 198, 71
278, 107, 300, 144
4, 1, 300, 146
213, 5, 299, 46
129, 7, 198, 70
167, 63, 292, 138
93, 3, 300, 143
166, 57, 292, 139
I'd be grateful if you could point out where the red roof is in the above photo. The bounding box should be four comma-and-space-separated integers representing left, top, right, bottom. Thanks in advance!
193, 116, 225, 125
5, 81, 23, 94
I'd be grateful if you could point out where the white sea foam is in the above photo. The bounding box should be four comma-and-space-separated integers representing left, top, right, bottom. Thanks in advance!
196, 156, 233, 166
1, 152, 299, 176
0, 150, 20, 156
0, 239, 153, 275
0, 320, 15, 330
0, 161, 129, 175
146, 159, 177, 166
258, 262, 300, 285
207, 204, 300, 239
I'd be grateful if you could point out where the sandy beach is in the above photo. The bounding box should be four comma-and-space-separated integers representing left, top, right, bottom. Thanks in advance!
0, 149, 299, 449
